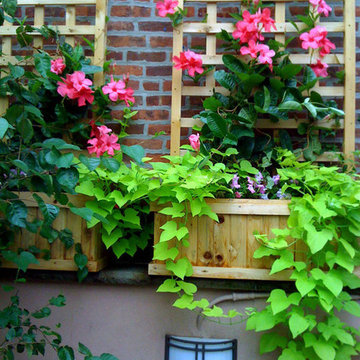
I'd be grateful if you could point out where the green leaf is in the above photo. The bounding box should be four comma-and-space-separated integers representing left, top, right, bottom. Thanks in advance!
17, 117, 34, 143
206, 111, 227, 138
222, 54, 247, 74
100, 354, 120, 360
33, 193, 59, 224
121, 145, 145, 164
278, 101, 302, 111
74, 253, 88, 270
102, 229, 123, 249
214, 70, 239, 90
203, 97, 222, 111
160, 221, 178, 242
0, 117, 9, 138
2, 250, 39, 272
305, 225, 333, 254
173, 294, 193, 309
78, 343, 92, 357
70, 207, 93, 222
34, 52, 51, 77
240, 160, 258, 174
279, 64, 302, 80
289, 313, 309, 338
153, 242, 179, 261
49, 294, 66, 307
343, 301, 360, 317
3, 0, 17, 17
313, 341, 335, 360
177, 281, 197, 295
156, 279, 181, 293
79, 154, 101, 171
270, 251, 294, 274
101, 157, 120, 172
323, 270, 343, 297
6, 200, 28, 228
267, 289, 290, 314
166, 258, 192, 280
56, 168, 79, 190
260, 333, 288, 354
159, 203, 185, 218
32, 306, 51, 319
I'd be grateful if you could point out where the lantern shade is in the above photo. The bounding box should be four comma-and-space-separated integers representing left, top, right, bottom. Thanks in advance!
165, 335, 237, 360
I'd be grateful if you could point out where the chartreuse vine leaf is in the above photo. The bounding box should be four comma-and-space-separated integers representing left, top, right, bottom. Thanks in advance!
260, 333, 287, 354
267, 289, 300, 315
153, 242, 179, 261
157, 279, 181, 293
279, 348, 306, 360
102, 229, 123, 249
246, 309, 276, 332
173, 294, 193, 309
291, 270, 316, 297
313, 341, 335, 360
160, 221, 178, 242
202, 305, 224, 317
343, 301, 360, 317
289, 312, 309, 338
166, 257, 192, 280
177, 281, 197, 295
323, 270, 343, 297
305, 224, 333, 254
269, 250, 294, 274
159, 203, 185, 218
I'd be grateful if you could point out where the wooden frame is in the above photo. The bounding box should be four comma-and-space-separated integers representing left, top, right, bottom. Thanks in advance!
149, 199, 297, 281
2, 193, 107, 272
170, 0, 356, 161
0, 0, 108, 115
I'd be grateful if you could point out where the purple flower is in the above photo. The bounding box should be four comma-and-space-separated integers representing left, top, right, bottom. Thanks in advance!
247, 177, 255, 194
276, 189, 289, 199
272, 174, 280, 185
257, 184, 266, 194
231, 174, 240, 189
260, 193, 269, 200
255, 172, 263, 183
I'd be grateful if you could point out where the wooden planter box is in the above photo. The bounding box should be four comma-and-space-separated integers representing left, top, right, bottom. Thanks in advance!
149, 199, 302, 281
2, 192, 107, 272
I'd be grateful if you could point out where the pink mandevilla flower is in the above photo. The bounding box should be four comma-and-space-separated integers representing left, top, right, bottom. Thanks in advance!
156, 0, 178, 17
231, 174, 241, 189
257, 44, 275, 71
240, 40, 261, 58
57, 71, 94, 106
50, 58, 66, 75
87, 125, 120, 157
173, 50, 204, 77
300, 26, 335, 57
189, 133, 200, 151
259, 8, 277, 32
311, 59, 329, 77
102, 76, 135, 106
235, 191, 242, 199
310, 0, 332, 17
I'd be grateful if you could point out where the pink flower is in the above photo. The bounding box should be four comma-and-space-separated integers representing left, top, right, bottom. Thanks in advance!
240, 40, 261, 58
310, 59, 329, 77
156, 0, 178, 17
235, 191, 242, 198
260, 8, 276, 32
253, 0, 260, 6
257, 44, 275, 71
231, 174, 241, 189
87, 125, 120, 157
310, 0, 332, 17
233, 11, 262, 44
300, 26, 335, 57
173, 50, 204, 77
102, 76, 135, 106
247, 177, 256, 194
57, 71, 94, 106
50, 58, 66, 75
189, 133, 200, 151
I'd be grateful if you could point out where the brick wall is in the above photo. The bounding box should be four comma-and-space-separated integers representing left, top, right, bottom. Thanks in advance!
108, 1, 359, 158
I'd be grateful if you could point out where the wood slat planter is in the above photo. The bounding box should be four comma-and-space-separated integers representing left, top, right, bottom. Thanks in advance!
148, 199, 301, 281
2, 192, 107, 272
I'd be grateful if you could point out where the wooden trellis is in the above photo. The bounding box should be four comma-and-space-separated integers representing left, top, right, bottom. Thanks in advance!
0, 0, 108, 115
170, 0, 356, 161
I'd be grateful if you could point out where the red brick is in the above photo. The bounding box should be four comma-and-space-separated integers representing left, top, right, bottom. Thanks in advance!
106, 51, 123, 61
137, 110, 170, 120
107, 21, 134, 31
163, 81, 172, 91
289, 6, 307, 16
146, 66, 172, 76
127, 51, 166, 62
107, 36, 146, 47
110, 6, 151, 17
150, 36, 173, 48
122, 139, 163, 149
184, 6, 195, 17
139, 22, 173, 32
76, 5, 96, 17
148, 124, 188, 136
114, 65, 143, 76
143, 82, 160, 91
146, 96, 160, 106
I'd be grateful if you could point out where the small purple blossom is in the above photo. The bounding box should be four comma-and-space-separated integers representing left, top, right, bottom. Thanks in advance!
231, 174, 240, 189
260, 193, 269, 200
255, 172, 263, 183
276, 189, 288, 199
290, 179, 299, 185
272, 174, 280, 185
247, 177, 256, 194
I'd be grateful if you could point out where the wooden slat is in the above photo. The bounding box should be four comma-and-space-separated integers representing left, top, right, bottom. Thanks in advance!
185, 216, 198, 265
343, 0, 356, 157
229, 215, 247, 268
196, 215, 212, 266
0, 25, 96, 36
182, 22, 344, 34
185, 0, 340, 2
170, 0, 184, 156
33, 6, 45, 49
0, 56, 94, 66
0, 19, 11, 116
148, 263, 293, 281
182, 86, 344, 97
16, 192, 89, 208
201, 53, 344, 65
213, 215, 230, 267
17, 0, 96, 4
93, 0, 108, 86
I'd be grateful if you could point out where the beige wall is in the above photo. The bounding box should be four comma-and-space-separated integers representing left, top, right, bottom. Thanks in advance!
1, 282, 360, 360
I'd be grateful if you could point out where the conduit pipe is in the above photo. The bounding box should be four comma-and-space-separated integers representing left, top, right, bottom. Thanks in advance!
196, 293, 360, 331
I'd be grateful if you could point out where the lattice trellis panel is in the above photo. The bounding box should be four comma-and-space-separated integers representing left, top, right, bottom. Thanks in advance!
170, 0, 356, 161
0, 0, 107, 115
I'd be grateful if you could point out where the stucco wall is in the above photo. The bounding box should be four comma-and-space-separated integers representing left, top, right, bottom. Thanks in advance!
1, 281, 359, 360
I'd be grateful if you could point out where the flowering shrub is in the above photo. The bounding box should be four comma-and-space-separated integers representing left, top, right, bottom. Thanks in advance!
160, 0, 343, 163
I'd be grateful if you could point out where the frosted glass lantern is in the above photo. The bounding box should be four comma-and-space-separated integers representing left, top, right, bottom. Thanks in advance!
165, 336, 237, 360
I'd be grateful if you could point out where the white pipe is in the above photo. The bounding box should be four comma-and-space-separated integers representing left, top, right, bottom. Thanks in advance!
196, 292, 269, 330
196, 293, 360, 331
